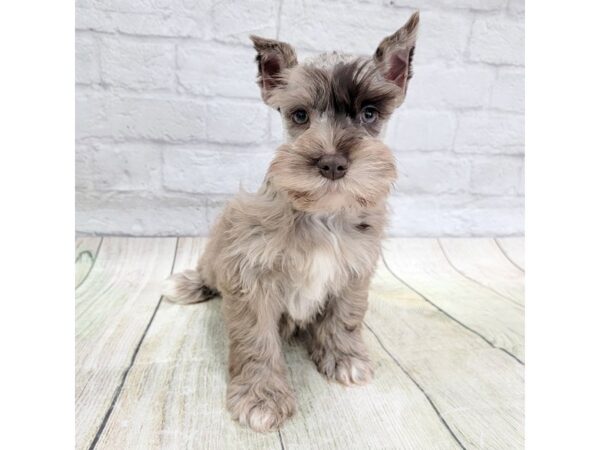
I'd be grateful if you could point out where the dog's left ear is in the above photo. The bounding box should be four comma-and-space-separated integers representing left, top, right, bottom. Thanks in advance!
250, 35, 298, 102
374, 11, 419, 94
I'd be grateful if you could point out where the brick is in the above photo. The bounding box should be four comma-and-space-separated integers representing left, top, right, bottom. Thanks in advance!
394, 155, 470, 194
75, 33, 100, 84
76, 144, 94, 190
387, 195, 470, 236
407, 64, 496, 108
279, 0, 379, 54
206, 101, 269, 144
280, 4, 470, 63
90, 0, 172, 14
269, 109, 285, 143
76, 191, 228, 236
106, 96, 207, 142
76, 7, 206, 38
212, 0, 278, 45
415, 10, 473, 63
177, 43, 259, 98
461, 196, 524, 235
90, 143, 162, 191
455, 112, 524, 154
75, 94, 108, 140
469, 15, 524, 65
507, 0, 525, 15
385, 110, 456, 152
469, 156, 524, 195
387, 194, 524, 236
490, 68, 524, 112
74, 1, 525, 237
163, 146, 272, 194
386, 0, 506, 11
100, 37, 175, 90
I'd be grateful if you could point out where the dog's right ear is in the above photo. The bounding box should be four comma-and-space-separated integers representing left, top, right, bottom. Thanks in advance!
250, 35, 298, 102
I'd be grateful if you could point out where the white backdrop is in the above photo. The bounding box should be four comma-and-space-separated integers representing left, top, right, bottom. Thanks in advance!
75, 0, 524, 236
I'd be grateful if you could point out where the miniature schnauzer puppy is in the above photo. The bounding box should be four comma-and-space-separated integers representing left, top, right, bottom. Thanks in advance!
163, 11, 419, 432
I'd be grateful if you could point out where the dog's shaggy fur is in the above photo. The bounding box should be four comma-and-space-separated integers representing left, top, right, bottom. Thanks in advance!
163, 11, 419, 432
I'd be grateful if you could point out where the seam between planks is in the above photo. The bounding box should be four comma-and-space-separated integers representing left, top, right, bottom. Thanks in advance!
88, 237, 180, 450
364, 322, 466, 450
76, 237, 104, 291
494, 238, 525, 273
381, 252, 525, 366
436, 239, 523, 308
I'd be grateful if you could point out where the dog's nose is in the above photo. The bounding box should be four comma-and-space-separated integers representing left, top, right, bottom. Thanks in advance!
317, 154, 348, 180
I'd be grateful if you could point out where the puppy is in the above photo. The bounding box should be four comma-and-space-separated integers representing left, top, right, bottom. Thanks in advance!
163, 11, 419, 433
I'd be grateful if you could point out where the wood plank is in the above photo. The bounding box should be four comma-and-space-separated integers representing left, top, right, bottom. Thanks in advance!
75, 237, 177, 450
75, 237, 102, 289
438, 238, 524, 305
95, 238, 462, 449
495, 238, 525, 272
383, 239, 524, 361
93, 238, 281, 450
280, 335, 462, 449
365, 260, 524, 449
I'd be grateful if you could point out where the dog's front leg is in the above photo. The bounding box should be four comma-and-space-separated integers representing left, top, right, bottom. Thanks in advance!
223, 292, 296, 432
308, 277, 373, 386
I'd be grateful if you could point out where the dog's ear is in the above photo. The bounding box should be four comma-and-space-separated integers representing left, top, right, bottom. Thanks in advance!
373, 11, 419, 94
250, 35, 298, 102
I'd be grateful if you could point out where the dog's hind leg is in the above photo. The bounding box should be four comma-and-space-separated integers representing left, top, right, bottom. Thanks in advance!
162, 269, 219, 304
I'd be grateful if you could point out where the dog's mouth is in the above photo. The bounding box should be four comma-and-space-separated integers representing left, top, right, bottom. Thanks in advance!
267, 141, 396, 212
286, 177, 375, 212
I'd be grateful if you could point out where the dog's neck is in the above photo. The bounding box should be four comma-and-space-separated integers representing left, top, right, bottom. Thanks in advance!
254, 180, 387, 236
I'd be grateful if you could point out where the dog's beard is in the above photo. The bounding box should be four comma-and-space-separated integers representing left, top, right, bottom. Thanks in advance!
267, 139, 397, 213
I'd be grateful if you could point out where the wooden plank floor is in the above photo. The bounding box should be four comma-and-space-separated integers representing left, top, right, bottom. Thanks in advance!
75, 237, 524, 450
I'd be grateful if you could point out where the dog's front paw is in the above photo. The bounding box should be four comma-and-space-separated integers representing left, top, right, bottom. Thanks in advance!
227, 379, 296, 432
335, 356, 373, 386
316, 353, 373, 386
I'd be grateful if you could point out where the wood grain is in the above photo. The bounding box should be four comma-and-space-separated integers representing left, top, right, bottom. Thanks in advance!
75, 238, 177, 450
280, 332, 462, 449
76, 237, 102, 289
94, 238, 463, 450
383, 238, 524, 362
77, 237, 525, 449
365, 260, 524, 449
438, 238, 524, 305
495, 238, 525, 272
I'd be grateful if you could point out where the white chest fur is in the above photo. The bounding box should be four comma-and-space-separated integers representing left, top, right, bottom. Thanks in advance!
286, 248, 340, 324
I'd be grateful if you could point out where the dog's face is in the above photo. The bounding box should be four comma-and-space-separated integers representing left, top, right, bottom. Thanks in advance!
251, 12, 419, 212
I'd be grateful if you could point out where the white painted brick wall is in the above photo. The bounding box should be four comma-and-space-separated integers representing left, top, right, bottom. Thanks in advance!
76, 0, 524, 236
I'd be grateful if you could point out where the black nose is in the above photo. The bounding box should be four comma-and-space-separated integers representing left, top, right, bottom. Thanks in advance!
317, 154, 348, 180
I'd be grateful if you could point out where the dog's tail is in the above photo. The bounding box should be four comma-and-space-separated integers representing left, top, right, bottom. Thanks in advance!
162, 270, 219, 304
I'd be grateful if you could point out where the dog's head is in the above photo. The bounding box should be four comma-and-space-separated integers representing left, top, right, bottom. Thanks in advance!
251, 12, 419, 212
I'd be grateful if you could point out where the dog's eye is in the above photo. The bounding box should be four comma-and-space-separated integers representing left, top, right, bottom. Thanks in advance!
291, 109, 309, 125
360, 106, 379, 124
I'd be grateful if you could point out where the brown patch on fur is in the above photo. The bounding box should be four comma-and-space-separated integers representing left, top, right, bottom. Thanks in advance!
355, 197, 369, 208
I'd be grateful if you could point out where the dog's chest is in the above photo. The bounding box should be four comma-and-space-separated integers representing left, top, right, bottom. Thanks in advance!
287, 248, 339, 323
284, 215, 367, 323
